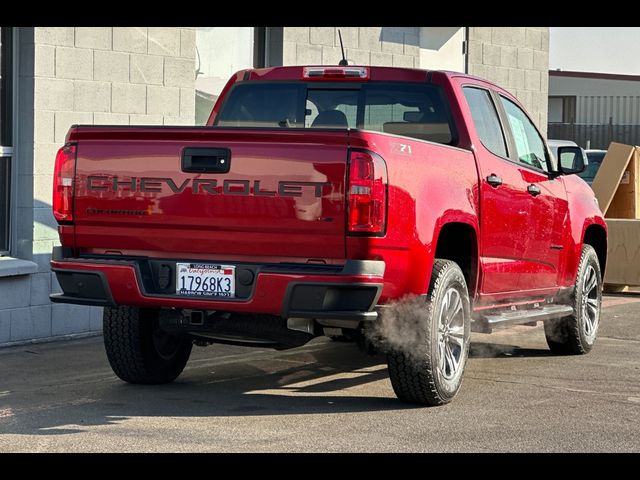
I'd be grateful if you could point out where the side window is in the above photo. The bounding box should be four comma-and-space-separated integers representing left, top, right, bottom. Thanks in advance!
463, 87, 507, 158
362, 84, 454, 145
499, 96, 549, 172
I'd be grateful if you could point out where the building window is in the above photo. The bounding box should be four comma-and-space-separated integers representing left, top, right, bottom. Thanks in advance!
254, 27, 283, 68
194, 27, 284, 125
548, 96, 576, 123
1, 27, 13, 255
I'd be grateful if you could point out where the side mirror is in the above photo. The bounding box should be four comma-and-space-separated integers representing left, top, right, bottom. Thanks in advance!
557, 146, 588, 175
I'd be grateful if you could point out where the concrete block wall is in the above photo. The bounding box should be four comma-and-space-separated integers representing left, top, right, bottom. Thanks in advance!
283, 27, 420, 68
467, 27, 550, 137
1, 27, 196, 345
0, 273, 103, 343
29, 26, 195, 270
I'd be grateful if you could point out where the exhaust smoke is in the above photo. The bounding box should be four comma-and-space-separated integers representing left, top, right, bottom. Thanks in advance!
365, 294, 430, 362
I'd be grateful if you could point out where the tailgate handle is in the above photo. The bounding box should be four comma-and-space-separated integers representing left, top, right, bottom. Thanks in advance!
182, 148, 231, 173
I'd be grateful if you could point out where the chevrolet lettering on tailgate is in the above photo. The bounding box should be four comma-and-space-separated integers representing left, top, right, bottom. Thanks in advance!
86, 176, 330, 197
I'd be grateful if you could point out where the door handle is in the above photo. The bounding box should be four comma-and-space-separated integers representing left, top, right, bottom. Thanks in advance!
527, 184, 541, 196
182, 147, 231, 173
486, 174, 503, 187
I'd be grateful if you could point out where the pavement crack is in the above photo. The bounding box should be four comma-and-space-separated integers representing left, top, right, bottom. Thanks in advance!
600, 336, 640, 343
468, 375, 639, 403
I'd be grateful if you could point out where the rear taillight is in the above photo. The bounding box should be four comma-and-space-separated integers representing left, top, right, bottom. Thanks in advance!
347, 150, 387, 235
53, 143, 77, 223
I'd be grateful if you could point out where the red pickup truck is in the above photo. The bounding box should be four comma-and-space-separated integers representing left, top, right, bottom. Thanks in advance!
50, 66, 606, 406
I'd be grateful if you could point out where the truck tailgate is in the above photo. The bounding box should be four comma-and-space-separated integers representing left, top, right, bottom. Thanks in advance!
71, 127, 348, 259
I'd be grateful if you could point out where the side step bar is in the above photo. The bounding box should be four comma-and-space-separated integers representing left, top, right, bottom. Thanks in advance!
473, 305, 573, 333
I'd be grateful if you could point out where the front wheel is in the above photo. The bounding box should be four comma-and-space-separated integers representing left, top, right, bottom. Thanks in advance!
544, 245, 602, 355
386, 259, 471, 406
103, 306, 193, 384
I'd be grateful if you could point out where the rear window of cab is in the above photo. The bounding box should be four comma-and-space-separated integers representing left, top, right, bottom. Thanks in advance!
215, 81, 456, 146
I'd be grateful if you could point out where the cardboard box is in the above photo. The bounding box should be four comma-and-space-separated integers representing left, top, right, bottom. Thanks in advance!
591, 142, 640, 286
603, 219, 640, 286
591, 142, 640, 218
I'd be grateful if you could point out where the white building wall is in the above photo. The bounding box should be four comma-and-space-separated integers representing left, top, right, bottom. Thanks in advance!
196, 27, 254, 97
418, 27, 465, 72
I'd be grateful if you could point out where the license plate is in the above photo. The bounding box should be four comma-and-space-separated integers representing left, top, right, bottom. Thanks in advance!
176, 263, 235, 298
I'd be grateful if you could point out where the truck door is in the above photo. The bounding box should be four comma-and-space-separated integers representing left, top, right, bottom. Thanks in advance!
496, 95, 568, 290
462, 86, 530, 294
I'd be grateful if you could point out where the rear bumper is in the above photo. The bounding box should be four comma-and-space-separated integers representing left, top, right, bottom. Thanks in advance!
50, 250, 384, 321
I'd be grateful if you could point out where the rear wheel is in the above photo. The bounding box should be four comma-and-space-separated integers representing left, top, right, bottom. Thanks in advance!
544, 245, 602, 355
103, 306, 193, 384
386, 259, 471, 406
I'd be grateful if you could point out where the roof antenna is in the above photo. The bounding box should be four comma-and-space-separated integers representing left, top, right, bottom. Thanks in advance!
338, 29, 348, 66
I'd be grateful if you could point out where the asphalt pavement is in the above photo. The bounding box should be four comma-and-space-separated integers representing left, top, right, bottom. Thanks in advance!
1, 294, 639, 452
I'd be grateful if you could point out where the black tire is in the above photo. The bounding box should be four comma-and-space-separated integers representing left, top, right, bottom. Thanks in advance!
103, 306, 193, 384
386, 259, 471, 406
544, 244, 602, 355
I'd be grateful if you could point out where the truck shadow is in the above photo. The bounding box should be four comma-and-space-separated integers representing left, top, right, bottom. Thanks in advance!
0, 340, 403, 437
0, 337, 551, 437
470, 342, 554, 358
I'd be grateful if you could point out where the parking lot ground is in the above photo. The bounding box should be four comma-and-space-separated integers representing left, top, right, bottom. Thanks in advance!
0, 294, 639, 452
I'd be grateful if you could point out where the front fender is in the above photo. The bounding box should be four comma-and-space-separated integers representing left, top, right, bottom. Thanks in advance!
561, 175, 607, 286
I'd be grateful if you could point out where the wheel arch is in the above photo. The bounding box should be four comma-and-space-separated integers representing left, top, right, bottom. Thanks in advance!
584, 223, 607, 275
434, 222, 479, 297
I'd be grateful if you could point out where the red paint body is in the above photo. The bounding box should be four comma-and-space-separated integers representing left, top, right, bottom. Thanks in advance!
53, 66, 607, 315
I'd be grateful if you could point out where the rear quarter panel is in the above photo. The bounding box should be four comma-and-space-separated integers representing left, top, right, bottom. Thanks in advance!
348, 131, 479, 302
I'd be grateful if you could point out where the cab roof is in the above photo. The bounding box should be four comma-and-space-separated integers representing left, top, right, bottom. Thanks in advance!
241, 65, 480, 83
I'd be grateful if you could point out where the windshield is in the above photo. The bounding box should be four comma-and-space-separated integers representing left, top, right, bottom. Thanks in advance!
580, 151, 606, 181
216, 81, 455, 145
